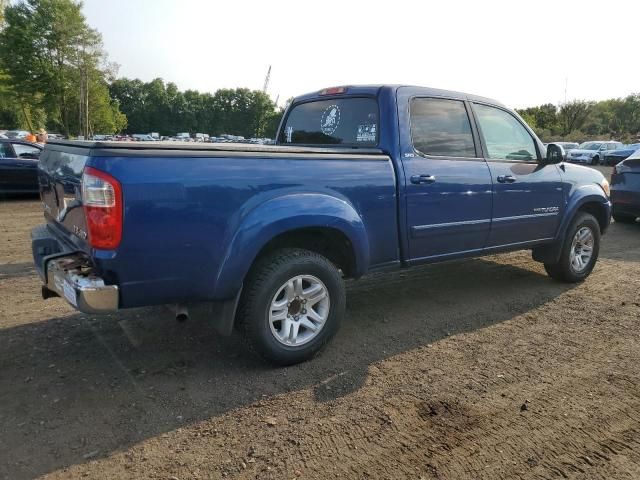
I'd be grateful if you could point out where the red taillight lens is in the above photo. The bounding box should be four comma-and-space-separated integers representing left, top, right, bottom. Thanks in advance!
81, 166, 122, 249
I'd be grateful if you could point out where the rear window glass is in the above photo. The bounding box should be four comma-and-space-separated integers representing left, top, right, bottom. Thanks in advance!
280, 98, 378, 146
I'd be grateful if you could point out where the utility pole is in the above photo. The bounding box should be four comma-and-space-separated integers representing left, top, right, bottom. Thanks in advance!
262, 65, 271, 94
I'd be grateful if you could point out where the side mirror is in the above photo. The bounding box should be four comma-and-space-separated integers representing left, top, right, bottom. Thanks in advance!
545, 143, 564, 164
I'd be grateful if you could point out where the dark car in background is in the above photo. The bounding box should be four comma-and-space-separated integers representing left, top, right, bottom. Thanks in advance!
0, 139, 43, 194
611, 149, 640, 223
603, 143, 640, 166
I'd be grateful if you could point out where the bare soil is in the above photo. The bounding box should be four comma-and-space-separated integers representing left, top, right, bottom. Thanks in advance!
1, 182, 639, 479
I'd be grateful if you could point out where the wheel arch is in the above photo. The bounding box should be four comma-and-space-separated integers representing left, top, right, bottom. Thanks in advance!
213, 193, 370, 300
533, 188, 610, 264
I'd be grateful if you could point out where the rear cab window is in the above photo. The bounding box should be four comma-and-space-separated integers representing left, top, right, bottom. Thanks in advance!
279, 98, 378, 146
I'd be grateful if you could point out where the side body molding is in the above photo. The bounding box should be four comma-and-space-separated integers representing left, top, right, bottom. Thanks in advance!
213, 193, 370, 299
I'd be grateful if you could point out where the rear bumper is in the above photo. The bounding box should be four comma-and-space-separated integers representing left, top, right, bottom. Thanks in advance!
31, 224, 119, 314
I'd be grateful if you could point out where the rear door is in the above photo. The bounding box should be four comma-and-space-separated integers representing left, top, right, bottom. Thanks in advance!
397, 89, 493, 262
471, 102, 563, 247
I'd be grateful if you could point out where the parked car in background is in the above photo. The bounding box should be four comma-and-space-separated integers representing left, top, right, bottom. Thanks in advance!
549, 142, 579, 160
566, 141, 624, 165
5, 130, 30, 140
610, 149, 640, 223
131, 134, 157, 141
0, 139, 43, 194
175, 132, 191, 142
603, 143, 640, 166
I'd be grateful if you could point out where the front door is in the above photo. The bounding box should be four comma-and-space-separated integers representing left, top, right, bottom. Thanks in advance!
471, 103, 564, 247
400, 94, 493, 262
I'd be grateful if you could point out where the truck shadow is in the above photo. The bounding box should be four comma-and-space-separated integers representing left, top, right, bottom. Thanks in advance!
0, 255, 575, 479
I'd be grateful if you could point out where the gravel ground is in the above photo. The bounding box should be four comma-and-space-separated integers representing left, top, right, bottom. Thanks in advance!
1, 169, 639, 479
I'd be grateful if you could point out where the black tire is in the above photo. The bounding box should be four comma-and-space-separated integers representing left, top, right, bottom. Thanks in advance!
591, 155, 599, 165
544, 212, 600, 283
237, 248, 346, 366
613, 213, 636, 224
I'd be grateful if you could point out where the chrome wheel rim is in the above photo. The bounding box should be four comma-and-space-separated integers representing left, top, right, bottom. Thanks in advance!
269, 275, 330, 346
570, 226, 594, 273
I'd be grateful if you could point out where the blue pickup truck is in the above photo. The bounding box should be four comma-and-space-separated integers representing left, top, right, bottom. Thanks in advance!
32, 85, 611, 365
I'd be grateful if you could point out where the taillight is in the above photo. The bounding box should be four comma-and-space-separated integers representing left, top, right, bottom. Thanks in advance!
81, 166, 122, 249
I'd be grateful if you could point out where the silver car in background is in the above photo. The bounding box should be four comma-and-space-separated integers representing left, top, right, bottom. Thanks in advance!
566, 141, 623, 165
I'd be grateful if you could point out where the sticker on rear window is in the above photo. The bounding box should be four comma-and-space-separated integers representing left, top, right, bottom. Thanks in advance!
356, 123, 376, 142
321, 105, 341, 136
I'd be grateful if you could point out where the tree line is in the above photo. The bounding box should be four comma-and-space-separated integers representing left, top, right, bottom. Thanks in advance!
0, 0, 282, 138
109, 78, 282, 138
516, 95, 640, 144
0, 0, 638, 142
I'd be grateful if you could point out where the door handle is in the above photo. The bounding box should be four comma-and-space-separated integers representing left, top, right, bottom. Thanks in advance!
497, 175, 517, 183
410, 174, 436, 185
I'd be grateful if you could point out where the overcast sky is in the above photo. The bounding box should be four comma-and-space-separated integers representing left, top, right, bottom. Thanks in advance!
82, 0, 638, 109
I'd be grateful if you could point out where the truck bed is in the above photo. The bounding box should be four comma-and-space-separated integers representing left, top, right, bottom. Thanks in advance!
38, 141, 399, 309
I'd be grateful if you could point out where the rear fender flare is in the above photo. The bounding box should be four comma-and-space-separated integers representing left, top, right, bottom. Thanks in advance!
213, 193, 370, 299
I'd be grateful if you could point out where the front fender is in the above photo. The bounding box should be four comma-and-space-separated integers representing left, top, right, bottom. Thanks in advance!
213, 193, 370, 299
557, 184, 611, 241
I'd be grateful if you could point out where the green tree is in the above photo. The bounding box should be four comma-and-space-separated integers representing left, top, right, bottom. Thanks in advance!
558, 100, 594, 136
110, 80, 280, 138
0, 0, 126, 135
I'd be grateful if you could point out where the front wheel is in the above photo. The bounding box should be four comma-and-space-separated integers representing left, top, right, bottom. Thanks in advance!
591, 156, 600, 165
544, 212, 600, 283
237, 248, 346, 365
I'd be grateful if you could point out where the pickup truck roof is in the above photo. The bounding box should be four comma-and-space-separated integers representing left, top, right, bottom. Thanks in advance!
293, 84, 504, 107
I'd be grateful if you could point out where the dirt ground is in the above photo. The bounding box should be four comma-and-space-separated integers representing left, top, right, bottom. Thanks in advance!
1, 172, 639, 479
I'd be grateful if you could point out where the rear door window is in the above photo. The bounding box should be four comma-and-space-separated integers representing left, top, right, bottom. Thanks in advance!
410, 98, 477, 157
280, 98, 378, 146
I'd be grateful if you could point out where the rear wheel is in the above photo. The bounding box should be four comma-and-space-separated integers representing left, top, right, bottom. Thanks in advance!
237, 248, 346, 365
544, 212, 600, 283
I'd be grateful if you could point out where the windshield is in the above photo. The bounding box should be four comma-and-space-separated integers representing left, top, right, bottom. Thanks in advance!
578, 142, 602, 150
279, 97, 379, 146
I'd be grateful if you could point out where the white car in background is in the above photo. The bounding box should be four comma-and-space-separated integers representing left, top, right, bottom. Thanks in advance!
566, 141, 623, 165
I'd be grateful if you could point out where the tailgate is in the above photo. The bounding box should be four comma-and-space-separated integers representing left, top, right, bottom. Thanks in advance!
38, 145, 91, 250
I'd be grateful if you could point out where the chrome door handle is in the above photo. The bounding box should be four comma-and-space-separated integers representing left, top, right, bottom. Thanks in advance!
410, 174, 436, 185
497, 175, 517, 183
